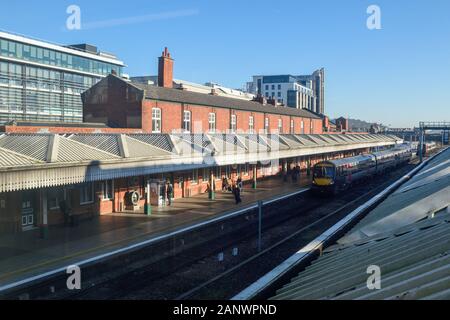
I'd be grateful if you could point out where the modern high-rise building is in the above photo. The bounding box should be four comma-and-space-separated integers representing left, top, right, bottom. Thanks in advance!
247, 75, 316, 111
0, 30, 125, 124
296, 68, 325, 115
246, 69, 325, 115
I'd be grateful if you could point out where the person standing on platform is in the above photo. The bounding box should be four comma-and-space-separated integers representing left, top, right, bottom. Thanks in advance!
237, 176, 243, 194
166, 182, 173, 206
232, 181, 242, 205
222, 176, 229, 192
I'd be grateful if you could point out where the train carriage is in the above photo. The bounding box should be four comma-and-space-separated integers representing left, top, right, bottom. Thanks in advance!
312, 154, 376, 194
312, 146, 413, 195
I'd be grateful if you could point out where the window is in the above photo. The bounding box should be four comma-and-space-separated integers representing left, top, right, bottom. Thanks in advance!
230, 114, 237, 133
290, 119, 294, 134
264, 118, 269, 133
277, 92, 281, 97
101, 180, 114, 200
278, 119, 283, 133
265, 85, 269, 90
271, 85, 275, 90
278, 84, 281, 90
47, 188, 64, 210
249, 116, 254, 133
271, 92, 275, 98
183, 110, 191, 132
79, 183, 94, 205
152, 108, 161, 133
265, 92, 269, 98
208, 113, 216, 132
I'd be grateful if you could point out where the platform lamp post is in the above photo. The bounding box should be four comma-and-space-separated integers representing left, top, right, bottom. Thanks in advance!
209, 169, 215, 200
144, 179, 152, 216
419, 124, 424, 163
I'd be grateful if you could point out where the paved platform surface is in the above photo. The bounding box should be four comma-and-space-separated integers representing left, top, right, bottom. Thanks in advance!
0, 175, 311, 288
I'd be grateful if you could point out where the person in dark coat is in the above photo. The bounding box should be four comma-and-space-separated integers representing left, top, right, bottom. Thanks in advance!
166, 182, 173, 206
232, 182, 242, 204
237, 176, 243, 194
222, 176, 229, 191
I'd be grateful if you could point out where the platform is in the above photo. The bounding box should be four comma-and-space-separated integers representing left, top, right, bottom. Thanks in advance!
0, 175, 311, 288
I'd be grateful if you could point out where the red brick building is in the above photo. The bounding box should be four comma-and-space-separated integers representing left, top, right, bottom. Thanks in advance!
81, 48, 323, 135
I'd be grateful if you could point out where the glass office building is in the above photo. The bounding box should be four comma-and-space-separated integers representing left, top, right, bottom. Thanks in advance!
0, 31, 125, 123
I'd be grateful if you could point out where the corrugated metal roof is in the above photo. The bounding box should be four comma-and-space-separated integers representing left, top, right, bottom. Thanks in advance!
238, 134, 271, 152
56, 137, 121, 162
128, 134, 175, 153
0, 133, 399, 169
0, 133, 401, 192
125, 135, 173, 158
0, 134, 51, 161
68, 134, 122, 156
271, 214, 450, 300
0, 147, 43, 167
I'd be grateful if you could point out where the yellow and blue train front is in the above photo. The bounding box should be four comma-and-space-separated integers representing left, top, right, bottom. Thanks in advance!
312, 177, 335, 193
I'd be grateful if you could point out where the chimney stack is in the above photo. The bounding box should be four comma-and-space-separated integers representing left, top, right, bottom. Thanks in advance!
253, 94, 267, 105
267, 96, 277, 106
158, 47, 174, 88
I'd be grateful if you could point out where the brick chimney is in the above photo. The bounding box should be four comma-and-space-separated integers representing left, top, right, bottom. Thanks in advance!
158, 47, 174, 88
267, 97, 277, 106
253, 94, 267, 105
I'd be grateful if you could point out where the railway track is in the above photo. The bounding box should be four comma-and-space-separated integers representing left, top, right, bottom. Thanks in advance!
94, 163, 418, 300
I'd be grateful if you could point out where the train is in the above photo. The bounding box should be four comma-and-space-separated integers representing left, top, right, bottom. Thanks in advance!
312, 146, 413, 195
415, 141, 437, 157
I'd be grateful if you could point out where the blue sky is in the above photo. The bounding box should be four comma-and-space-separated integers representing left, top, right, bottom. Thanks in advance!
1, 0, 449, 127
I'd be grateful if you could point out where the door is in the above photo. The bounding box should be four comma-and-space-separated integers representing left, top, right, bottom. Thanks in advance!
21, 191, 36, 231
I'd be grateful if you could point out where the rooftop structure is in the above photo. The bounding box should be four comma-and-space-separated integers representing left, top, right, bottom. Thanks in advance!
130, 77, 255, 101
0, 132, 400, 192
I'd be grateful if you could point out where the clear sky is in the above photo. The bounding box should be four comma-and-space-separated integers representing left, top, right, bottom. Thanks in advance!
1, 0, 449, 127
